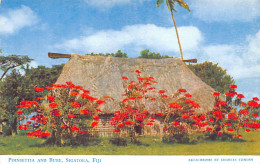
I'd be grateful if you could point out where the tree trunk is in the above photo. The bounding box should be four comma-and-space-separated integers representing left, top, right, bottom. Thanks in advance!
170, 10, 184, 60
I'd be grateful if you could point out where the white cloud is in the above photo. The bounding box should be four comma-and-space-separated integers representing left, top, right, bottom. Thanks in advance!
201, 29, 260, 79
0, 5, 38, 35
190, 0, 260, 22
55, 24, 203, 57
85, 0, 150, 9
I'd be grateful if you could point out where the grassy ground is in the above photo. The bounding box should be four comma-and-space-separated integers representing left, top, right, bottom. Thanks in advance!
0, 130, 260, 155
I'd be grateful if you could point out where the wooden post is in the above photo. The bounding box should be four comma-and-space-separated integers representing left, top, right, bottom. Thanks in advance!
48, 52, 71, 59
183, 59, 197, 63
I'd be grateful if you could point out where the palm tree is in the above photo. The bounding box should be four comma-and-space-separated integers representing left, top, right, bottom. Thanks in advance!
156, 0, 190, 60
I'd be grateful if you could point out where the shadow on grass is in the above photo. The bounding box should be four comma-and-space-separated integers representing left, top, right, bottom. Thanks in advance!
0, 142, 7, 146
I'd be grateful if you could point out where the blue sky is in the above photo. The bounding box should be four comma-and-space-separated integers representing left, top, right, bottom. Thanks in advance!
0, 0, 260, 100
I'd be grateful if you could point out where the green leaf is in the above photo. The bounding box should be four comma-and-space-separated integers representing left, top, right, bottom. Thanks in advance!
156, 0, 164, 7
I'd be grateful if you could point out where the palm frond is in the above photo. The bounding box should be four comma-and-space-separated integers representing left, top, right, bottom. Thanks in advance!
176, 0, 190, 12
156, 0, 164, 7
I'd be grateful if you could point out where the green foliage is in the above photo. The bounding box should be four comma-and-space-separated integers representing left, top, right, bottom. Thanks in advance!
188, 62, 235, 93
0, 64, 64, 135
0, 70, 24, 135
21, 64, 64, 100
156, 0, 190, 12
86, 50, 128, 58
0, 54, 32, 81
138, 49, 172, 59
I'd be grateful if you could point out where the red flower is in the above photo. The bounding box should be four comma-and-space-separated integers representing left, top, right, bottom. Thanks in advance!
18, 116, 26, 120
91, 121, 98, 127
71, 101, 81, 108
163, 127, 168, 131
230, 85, 237, 89
213, 92, 220, 97
151, 98, 156, 101
245, 129, 250, 132
96, 100, 105, 105
60, 125, 67, 129
159, 90, 166, 94
93, 115, 100, 121
125, 121, 136, 126
45, 86, 53, 90
239, 109, 249, 115
161, 95, 167, 98
224, 122, 232, 126
138, 124, 144, 127
71, 126, 80, 131
80, 109, 89, 115
66, 81, 72, 85
228, 128, 235, 132
135, 70, 141, 74
192, 103, 200, 109
213, 110, 223, 119
182, 115, 189, 119
36, 97, 44, 101
70, 92, 79, 96
118, 123, 125, 129
218, 132, 222, 136
129, 97, 136, 100
47, 96, 55, 102
209, 118, 215, 122
83, 90, 90, 94
253, 97, 259, 101
122, 98, 129, 103
67, 114, 77, 119
169, 103, 182, 109
237, 135, 242, 138
113, 129, 121, 133
252, 113, 259, 118
147, 123, 153, 126
228, 113, 238, 120
225, 92, 235, 97
240, 102, 246, 106
18, 125, 23, 130
216, 101, 227, 106
172, 121, 180, 126
248, 101, 258, 108
137, 96, 143, 99
49, 102, 58, 108
34, 86, 44, 92
52, 110, 61, 117
199, 115, 206, 121
237, 94, 245, 99
178, 88, 187, 93
184, 93, 192, 98
96, 109, 101, 112
16, 110, 23, 115
156, 113, 163, 117
206, 127, 212, 131
121, 76, 128, 80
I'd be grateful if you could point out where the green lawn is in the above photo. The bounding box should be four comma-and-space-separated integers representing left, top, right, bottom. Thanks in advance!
0, 131, 260, 155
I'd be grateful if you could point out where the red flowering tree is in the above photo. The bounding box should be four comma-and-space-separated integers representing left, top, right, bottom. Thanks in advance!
206, 85, 260, 141
159, 89, 205, 143
110, 70, 156, 143
16, 82, 105, 146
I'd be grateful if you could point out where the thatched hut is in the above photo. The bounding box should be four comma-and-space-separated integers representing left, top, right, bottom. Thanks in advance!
51, 53, 216, 136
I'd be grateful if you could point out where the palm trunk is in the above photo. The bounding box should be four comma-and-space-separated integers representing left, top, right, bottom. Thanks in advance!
170, 10, 184, 60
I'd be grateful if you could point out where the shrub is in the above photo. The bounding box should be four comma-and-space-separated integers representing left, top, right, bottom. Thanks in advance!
16, 82, 105, 146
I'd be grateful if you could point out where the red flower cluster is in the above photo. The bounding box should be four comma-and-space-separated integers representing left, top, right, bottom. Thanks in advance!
34, 86, 44, 92
27, 129, 51, 138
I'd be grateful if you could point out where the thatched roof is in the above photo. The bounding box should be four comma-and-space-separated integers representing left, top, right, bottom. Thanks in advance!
55, 54, 215, 113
